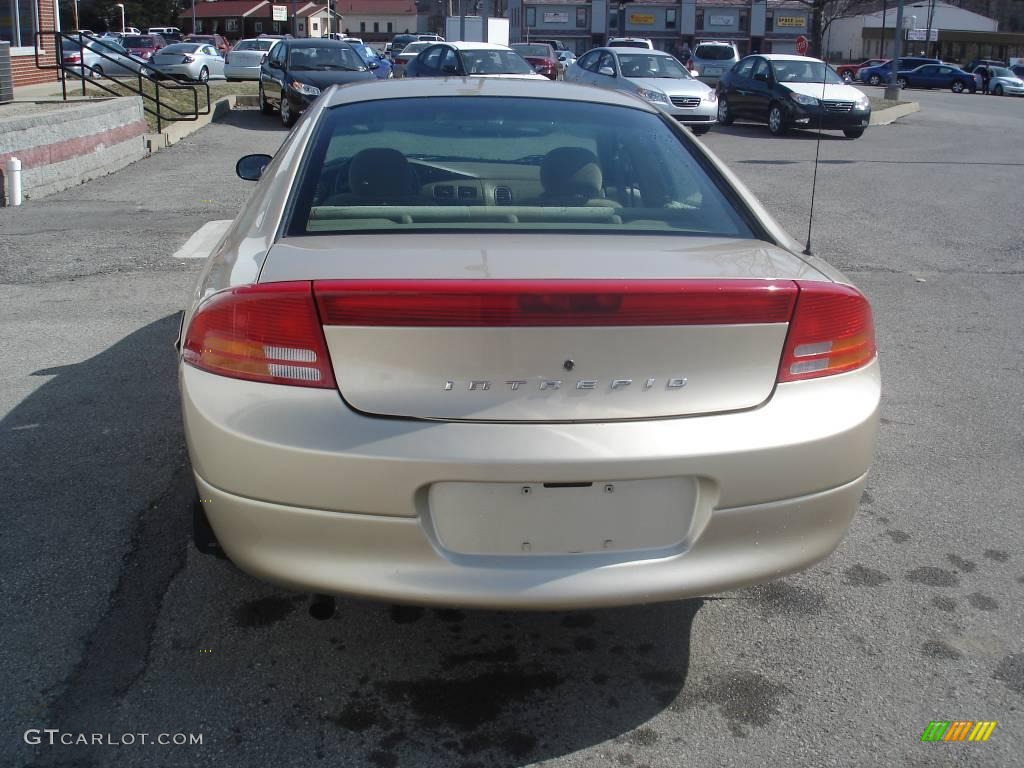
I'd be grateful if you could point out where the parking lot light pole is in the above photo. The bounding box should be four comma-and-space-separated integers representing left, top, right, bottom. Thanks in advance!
884, 0, 905, 100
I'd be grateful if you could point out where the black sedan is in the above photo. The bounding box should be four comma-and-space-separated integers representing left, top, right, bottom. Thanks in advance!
716, 54, 871, 138
259, 39, 375, 127
895, 63, 977, 93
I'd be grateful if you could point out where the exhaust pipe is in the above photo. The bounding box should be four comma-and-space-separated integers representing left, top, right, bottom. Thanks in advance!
309, 594, 336, 620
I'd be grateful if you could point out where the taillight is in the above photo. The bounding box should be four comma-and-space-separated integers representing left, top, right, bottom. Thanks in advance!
182, 55, 194, 63
313, 279, 798, 327
183, 282, 335, 388
64, 53, 81, 63
777, 282, 875, 382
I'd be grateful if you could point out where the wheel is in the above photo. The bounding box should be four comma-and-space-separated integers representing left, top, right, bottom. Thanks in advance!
951, 81, 964, 93
198, 66, 209, 83
280, 91, 296, 127
717, 96, 734, 125
193, 495, 228, 560
768, 104, 787, 136
91, 64, 104, 79
994, 84, 1004, 96
842, 71, 853, 83
868, 74, 881, 86
259, 82, 274, 114
691, 125, 711, 136
896, 76, 908, 89
843, 128, 865, 139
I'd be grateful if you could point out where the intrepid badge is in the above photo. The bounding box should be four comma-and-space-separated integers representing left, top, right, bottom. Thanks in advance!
444, 377, 687, 392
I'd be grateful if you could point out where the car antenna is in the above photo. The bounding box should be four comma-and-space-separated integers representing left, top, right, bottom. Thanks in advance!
803, 25, 834, 257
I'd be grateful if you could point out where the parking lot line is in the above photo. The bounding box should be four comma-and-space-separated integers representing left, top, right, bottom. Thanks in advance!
172, 220, 233, 260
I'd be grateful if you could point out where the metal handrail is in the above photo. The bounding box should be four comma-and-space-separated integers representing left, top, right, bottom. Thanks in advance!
35, 31, 212, 133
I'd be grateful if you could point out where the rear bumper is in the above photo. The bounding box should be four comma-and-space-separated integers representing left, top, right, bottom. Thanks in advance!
181, 358, 880, 607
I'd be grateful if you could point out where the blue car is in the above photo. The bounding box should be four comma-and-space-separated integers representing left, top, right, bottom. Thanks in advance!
352, 43, 393, 79
858, 56, 939, 86
896, 63, 977, 93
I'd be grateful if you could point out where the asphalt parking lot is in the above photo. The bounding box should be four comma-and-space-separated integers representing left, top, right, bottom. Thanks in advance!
1, 87, 1021, 768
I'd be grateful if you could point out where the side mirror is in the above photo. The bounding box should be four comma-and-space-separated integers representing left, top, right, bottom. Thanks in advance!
368, 60, 379, 70
236, 154, 272, 181
598, 65, 615, 77
261, 53, 268, 63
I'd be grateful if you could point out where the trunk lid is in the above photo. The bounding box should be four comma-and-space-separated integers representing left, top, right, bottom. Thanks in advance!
261, 234, 829, 422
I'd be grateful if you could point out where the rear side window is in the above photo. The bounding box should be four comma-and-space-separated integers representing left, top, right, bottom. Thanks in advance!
286, 97, 756, 239
695, 45, 735, 60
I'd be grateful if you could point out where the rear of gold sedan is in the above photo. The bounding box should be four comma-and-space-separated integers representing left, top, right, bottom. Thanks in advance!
178, 80, 880, 610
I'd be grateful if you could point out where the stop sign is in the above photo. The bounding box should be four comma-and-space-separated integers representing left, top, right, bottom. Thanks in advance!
795, 35, 809, 55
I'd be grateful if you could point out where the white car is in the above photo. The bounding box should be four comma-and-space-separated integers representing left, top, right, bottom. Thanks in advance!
180, 78, 879, 611
224, 38, 278, 81
567, 47, 718, 134
607, 37, 653, 50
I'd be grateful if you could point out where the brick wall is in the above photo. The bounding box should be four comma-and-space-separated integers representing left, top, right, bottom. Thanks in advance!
11, 0, 59, 89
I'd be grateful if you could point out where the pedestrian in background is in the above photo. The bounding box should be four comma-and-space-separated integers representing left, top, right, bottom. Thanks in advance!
980, 66, 991, 94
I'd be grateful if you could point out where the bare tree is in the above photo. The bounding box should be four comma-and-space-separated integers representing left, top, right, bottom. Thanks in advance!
785, 0, 878, 58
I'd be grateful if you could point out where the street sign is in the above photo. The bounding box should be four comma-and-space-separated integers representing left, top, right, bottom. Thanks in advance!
906, 28, 938, 42
795, 35, 809, 55
272, 5, 287, 22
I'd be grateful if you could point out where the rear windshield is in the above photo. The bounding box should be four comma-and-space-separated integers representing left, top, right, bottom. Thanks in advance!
513, 44, 553, 58
611, 41, 651, 49
123, 36, 155, 48
695, 45, 735, 60
235, 40, 275, 52
398, 42, 431, 56
161, 44, 201, 55
461, 49, 535, 74
286, 97, 754, 238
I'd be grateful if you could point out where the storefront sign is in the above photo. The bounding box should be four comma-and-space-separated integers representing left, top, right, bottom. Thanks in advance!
775, 16, 807, 29
543, 11, 569, 23
272, 5, 288, 21
629, 13, 656, 25
708, 15, 734, 26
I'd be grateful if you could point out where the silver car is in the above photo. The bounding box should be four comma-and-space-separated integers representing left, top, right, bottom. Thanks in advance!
690, 40, 740, 84
180, 79, 879, 611
150, 42, 225, 83
987, 66, 1024, 96
60, 37, 150, 79
224, 38, 277, 81
566, 47, 718, 134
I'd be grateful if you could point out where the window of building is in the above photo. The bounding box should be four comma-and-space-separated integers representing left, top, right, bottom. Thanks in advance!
609, 11, 617, 30
312, 20, 319, 32
196, 19, 205, 32
253, 21, 262, 33
576, 7, 588, 28
0, 0, 39, 47
373, 22, 379, 33
695, 10, 704, 31
226, 19, 239, 32
360, 21, 366, 32
526, 7, 536, 27
387, 22, 393, 32
739, 11, 749, 32
666, 9, 677, 29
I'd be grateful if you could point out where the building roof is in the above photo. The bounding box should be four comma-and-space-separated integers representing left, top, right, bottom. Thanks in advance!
334, 0, 418, 14
178, 1, 270, 19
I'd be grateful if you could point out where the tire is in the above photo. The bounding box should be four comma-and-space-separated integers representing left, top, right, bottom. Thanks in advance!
259, 83, 274, 114
91, 64, 104, 79
994, 84, 1004, 96
198, 66, 209, 83
691, 125, 711, 136
951, 80, 965, 93
868, 74, 881, 86
768, 104, 787, 136
896, 76, 908, 89
843, 128, 865, 139
717, 96, 734, 125
842, 72, 853, 83
280, 91, 296, 127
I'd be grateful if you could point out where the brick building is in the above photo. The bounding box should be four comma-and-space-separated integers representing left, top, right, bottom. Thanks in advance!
2, 0, 59, 88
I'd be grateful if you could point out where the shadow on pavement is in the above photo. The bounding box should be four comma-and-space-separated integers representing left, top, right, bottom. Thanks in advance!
712, 123, 852, 141
216, 108, 289, 133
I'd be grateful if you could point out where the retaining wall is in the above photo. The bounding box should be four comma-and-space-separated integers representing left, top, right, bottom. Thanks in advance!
0, 97, 147, 201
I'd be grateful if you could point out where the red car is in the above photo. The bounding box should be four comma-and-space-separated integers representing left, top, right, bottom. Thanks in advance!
511, 42, 559, 80
121, 34, 166, 60
834, 58, 887, 83
185, 34, 230, 58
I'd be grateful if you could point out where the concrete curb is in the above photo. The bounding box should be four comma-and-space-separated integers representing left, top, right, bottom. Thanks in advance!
870, 101, 920, 125
145, 93, 256, 153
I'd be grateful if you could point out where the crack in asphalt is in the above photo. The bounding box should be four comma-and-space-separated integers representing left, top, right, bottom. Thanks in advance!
26, 456, 195, 768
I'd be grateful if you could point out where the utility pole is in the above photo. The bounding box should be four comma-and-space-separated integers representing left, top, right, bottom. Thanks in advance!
880, 0, 887, 58
884, 0, 905, 100
459, 0, 465, 40
192, 0, 197, 35
925, 0, 937, 57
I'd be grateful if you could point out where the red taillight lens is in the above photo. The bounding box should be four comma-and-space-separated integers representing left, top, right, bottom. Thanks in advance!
313, 279, 798, 327
64, 53, 82, 63
183, 282, 335, 388
777, 282, 876, 382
